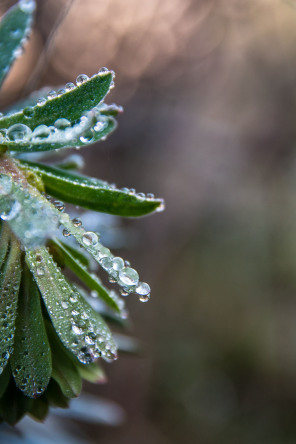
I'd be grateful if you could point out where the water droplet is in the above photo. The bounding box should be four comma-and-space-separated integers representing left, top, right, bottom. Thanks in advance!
72, 325, 83, 335
10, 29, 21, 39
7, 124, 32, 142
32, 124, 50, 140
72, 217, 82, 227
65, 82, 75, 91
98, 67, 109, 73
136, 192, 145, 200
19, 0, 36, 13
57, 88, 66, 96
47, 90, 57, 100
156, 199, 165, 212
61, 301, 68, 309
90, 290, 98, 298
37, 97, 46, 106
100, 257, 113, 271
146, 193, 155, 199
0, 175, 12, 196
63, 229, 71, 237
54, 200, 65, 211
82, 231, 99, 246
36, 266, 45, 276
112, 257, 124, 271
97, 246, 111, 259
54, 118, 71, 129
80, 129, 94, 144
118, 267, 139, 287
76, 74, 89, 86
23, 106, 34, 118
1, 201, 21, 221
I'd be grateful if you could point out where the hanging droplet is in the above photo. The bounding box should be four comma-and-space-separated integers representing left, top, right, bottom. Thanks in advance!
82, 231, 99, 246
76, 74, 89, 86
63, 229, 71, 237
136, 282, 150, 302
156, 199, 165, 212
118, 267, 139, 287
7, 124, 32, 142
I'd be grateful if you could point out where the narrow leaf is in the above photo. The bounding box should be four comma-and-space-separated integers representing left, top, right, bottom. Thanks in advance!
10, 265, 52, 398
0, 71, 113, 130
52, 238, 124, 314
0, 221, 10, 269
46, 321, 82, 398
25, 247, 118, 364
29, 396, 49, 421
45, 379, 70, 408
0, 0, 35, 88
0, 380, 33, 425
1, 110, 116, 152
0, 364, 11, 398
19, 160, 165, 216
0, 173, 59, 247
0, 234, 22, 373
76, 361, 106, 384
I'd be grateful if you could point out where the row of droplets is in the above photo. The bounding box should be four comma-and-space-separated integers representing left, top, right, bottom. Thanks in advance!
51, 199, 151, 302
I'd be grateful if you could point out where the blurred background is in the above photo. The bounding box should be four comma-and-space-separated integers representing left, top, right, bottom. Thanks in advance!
2, 0, 296, 442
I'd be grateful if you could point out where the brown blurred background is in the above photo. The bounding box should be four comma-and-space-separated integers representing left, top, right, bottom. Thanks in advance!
3, 0, 296, 443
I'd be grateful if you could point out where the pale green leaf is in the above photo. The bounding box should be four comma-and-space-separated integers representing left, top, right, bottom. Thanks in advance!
25, 247, 118, 364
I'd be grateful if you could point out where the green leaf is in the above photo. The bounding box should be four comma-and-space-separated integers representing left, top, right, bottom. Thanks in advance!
0, 173, 59, 248
58, 241, 90, 267
45, 379, 70, 408
0, 221, 10, 269
29, 396, 49, 421
46, 321, 82, 398
1, 110, 117, 152
76, 361, 106, 384
10, 265, 52, 398
19, 160, 165, 216
52, 238, 124, 314
25, 247, 118, 364
0, 71, 113, 130
0, 234, 22, 373
0, 379, 33, 426
0, 1, 35, 88
0, 364, 11, 398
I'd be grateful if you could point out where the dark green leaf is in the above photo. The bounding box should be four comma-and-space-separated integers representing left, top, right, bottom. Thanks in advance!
0, 1, 35, 88
29, 396, 49, 421
0, 379, 33, 426
10, 264, 52, 398
19, 160, 165, 216
0, 234, 22, 373
0, 364, 11, 398
0, 71, 113, 130
52, 238, 124, 313
25, 247, 118, 364
46, 321, 82, 398
45, 379, 70, 408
